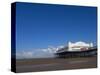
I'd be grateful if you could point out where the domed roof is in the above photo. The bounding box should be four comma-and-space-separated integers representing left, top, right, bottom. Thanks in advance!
69, 41, 91, 47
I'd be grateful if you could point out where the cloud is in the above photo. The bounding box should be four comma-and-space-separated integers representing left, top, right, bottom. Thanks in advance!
16, 45, 65, 59
16, 51, 34, 59
16, 49, 55, 59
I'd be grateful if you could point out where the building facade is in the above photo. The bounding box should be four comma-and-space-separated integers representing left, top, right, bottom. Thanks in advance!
68, 41, 93, 51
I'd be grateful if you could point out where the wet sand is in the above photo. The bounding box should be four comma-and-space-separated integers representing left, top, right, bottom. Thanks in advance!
16, 56, 97, 73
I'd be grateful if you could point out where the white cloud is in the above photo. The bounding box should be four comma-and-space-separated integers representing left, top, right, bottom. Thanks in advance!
16, 45, 65, 59
16, 51, 34, 59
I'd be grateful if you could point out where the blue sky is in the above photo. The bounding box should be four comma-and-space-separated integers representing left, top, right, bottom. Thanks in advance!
15, 2, 97, 58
